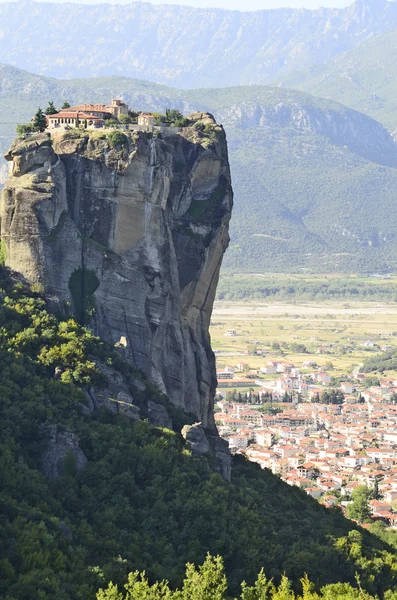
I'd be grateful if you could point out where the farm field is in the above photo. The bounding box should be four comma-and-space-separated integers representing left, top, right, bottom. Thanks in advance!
210, 300, 397, 388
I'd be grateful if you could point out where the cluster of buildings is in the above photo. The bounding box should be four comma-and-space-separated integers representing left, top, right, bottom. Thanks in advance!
45, 98, 156, 132
215, 361, 397, 527
217, 359, 397, 403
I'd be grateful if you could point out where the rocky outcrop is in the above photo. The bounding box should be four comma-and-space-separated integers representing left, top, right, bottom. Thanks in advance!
148, 401, 173, 429
216, 99, 397, 168
182, 422, 231, 481
39, 425, 88, 479
182, 423, 210, 455
1, 115, 233, 436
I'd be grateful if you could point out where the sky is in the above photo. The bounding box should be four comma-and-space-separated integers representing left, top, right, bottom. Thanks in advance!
5, 0, 354, 12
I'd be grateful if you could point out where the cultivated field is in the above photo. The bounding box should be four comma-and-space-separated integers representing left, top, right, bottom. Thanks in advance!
210, 300, 397, 381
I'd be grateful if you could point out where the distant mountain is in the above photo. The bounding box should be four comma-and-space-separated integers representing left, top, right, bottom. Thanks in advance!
279, 27, 397, 132
0, 0, 397, 87
2, 65, 397, 273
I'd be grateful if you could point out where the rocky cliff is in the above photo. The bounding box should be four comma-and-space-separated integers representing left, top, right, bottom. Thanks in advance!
1, 114, 233, 434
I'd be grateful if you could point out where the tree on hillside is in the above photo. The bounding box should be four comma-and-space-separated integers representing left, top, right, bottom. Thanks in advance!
165, 108, 184, 124
181, 554, 227, 600
320, 390, 344, 405
363, 376, 380, 389
241, 569, 275, 600
165, 108, 189, 126
45, 100, 58, 115
346, 486, 372, 524
118, 114, 132, 124
62, 101, 71, 109
33, 107, 47, 132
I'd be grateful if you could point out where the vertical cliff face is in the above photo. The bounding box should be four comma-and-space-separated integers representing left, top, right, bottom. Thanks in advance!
1, 114, 233, 432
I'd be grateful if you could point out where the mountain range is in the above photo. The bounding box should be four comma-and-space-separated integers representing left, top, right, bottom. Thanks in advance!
280, 26, 397, 133
0, 0, 396, 88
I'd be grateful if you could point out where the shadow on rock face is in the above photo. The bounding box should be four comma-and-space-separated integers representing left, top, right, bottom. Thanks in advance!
39, 424, 88, 480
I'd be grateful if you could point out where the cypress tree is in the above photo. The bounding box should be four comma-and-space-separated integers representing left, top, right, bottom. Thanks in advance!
33, 107, 47, 132
45, 101, 57, 115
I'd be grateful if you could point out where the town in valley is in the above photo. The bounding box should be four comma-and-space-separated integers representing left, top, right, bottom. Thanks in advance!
212, 299, 397, 527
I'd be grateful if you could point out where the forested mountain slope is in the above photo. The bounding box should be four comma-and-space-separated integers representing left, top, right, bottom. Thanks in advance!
279, 27, 397, 133
2, 268, 397, 599
0, 0, 396, 87
3, 66, 397, 272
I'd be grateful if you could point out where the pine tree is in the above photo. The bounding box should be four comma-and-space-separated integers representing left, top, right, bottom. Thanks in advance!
62, 101, 71, 109
181, 555, 227, 600
241, 569, 275, 600
33, 107, 47, 132
45, 100, 57, 115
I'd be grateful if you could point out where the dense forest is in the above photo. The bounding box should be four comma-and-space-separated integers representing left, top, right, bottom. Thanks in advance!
362, 350, 397, 374
216, 275, 397, 302
2, 266, 397, 599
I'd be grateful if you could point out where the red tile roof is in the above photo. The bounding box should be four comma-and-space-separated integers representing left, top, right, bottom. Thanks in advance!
48, 112, 104, 120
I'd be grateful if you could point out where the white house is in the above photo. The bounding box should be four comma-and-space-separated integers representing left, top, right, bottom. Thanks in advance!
138, 113, 155, 132
47, 111, 105, 130
341, 382, 353, 394
229, 435, 249, 450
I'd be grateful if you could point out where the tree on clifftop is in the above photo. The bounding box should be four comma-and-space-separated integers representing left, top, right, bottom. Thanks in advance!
33, 107, 47, 132
45, 101, 57, 115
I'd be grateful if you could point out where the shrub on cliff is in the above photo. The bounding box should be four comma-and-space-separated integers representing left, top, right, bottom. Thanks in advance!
107, 130, 128, 149
16, 123, 34, 137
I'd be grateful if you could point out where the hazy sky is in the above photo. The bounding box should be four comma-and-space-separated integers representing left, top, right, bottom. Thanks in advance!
8, 0, 354, 12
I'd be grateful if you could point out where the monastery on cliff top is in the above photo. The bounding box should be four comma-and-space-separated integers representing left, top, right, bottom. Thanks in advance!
46, 99, 155, 131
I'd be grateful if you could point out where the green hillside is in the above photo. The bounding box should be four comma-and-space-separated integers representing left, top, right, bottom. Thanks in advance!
279, 27, 397, 132
2, 266, 397, 599
222, 124, 397, 273
3, 65, 397, 273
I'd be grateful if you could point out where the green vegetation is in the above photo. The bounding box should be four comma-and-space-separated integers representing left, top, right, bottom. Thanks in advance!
346, 487, 373, 525
362, 352, 397, 374
165, 108, 189, 127
97, 552, 393, 600
107, 130, 128, 149
0, 240, 6, 265
216, 275, 397, 302
32, 107, 47, 132
279, 28, 397, 133
2, 269, 397, 598
68, 267, 100, 325
45, 100, 58, 115
317, 390, 345, 405
118, 114, 132, 125
16, 123, 34, 137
